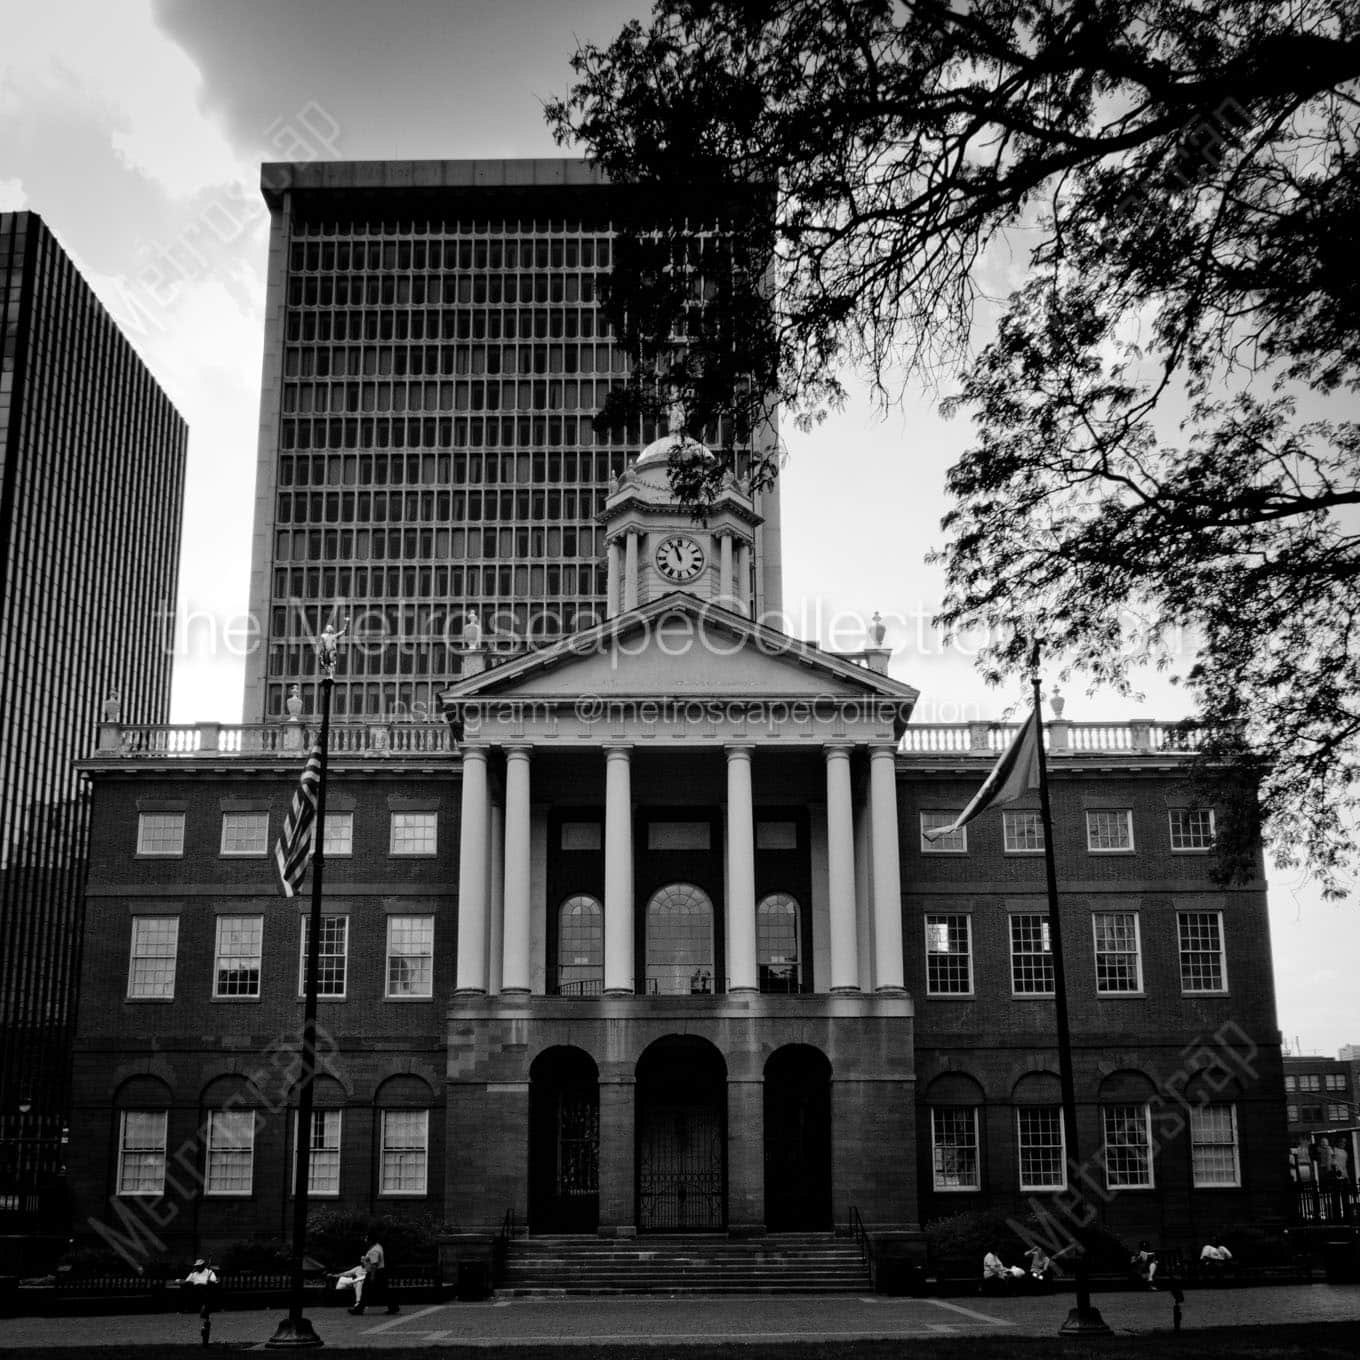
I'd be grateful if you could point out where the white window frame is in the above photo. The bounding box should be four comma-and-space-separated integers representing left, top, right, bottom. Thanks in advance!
116, 1110, 167, 1195
924, 914, 973, 995
1324, 1074, 1347, 1092
1328, 1104, 1349, 1121
127, 917, 179, 1000
1190, 1104, 1241, 1187
298, 915, 349, 998
220, 811, 269, 856
1285, 1075, 1297, 1092
389, 811, 438, 856
385, 916, 434, 998
1017, 1106, 1068, 1191
1102, 1103, 1155, 1189
931, 1107, 981, 1191
213, 916, 263, 999
322, 812, 354, 857
1085, 809, 1134, 853
920, 812, 967, 853
1168, 807, 1215, 851
1092, 911, 1143, 994
379, 1109, 429, 1196
292, 1109, 342, 1197
1177, 910, 1228, 994
1009, 913, 1054, 996
136, 812, 185, 857
1002, 810, 1045, 853
203, 1109, 256, 1196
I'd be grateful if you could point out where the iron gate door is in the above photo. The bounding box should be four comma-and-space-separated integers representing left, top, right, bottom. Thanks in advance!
638, 1103, 724, 1231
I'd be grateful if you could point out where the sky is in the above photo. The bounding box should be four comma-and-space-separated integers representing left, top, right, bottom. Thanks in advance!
1, 0, 1355, 1053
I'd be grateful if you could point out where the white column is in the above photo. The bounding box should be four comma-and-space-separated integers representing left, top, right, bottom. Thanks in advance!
725, 744, 758, 993
624, 532, 639, 611
736, 541, 751, 615
501, 746, 532, 994
719, 534, 734, 605
606, 539, 621, 617
456, 746, 490, 994
488, 800, 504, 996
869, 744, 905, 992
604, 744, 634, 995
825, 744, 860, 992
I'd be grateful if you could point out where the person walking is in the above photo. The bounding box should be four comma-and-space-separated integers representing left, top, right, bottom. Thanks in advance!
183, 1258, 219, 1347
358, 1231, 398, 1315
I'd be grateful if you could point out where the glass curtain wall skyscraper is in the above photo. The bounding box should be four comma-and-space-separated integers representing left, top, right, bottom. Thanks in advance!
243, 159, 782, 724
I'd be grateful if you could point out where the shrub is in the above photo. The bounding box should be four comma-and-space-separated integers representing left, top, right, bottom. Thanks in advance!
217, 1238, 292, 1273
923, 1206, 1130, 1274
305, 1209, 444, 1269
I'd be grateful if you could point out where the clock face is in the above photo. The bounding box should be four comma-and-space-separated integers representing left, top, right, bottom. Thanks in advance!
655, 534, 706, 583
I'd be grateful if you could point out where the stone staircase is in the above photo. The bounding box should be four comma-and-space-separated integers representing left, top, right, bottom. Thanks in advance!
499, 1232, 872, 1295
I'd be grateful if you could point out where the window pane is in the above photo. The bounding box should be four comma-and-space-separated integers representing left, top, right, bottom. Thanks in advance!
137, 813, 184, 856
1086, 810, 1133, 851
1002, 810, 1044, 852
386, 916, 433, 996
557, 895, 602, 996
1092, 912, 1142, 993
757, 892, 800, 993
925, 914, 972, 994
299, 915, 348, 996
117, 1110, 167, 1194
1178, 911, 1226, 992
1018, 1107, 1066, 1190
221, 812, 269, 855
128, 917, 179, 999
921, 812, 966, 852
205, 1110, 255, 1195
294, 1109, 341, 1196
1169, 807, 1215, 850
932, 1107, 979, 1190
323, 812, 353, 856
380, 1109, 428, 1194
1009, 914, 1053, 995
1191, 1104, 1240, 1186
645, 882, 714, 995
1102, 1104, 1154, 1187
390, 811, 437, 854
214, 917, 263, 997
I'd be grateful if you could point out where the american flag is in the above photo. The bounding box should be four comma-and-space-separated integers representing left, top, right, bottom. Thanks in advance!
275, 740, 323, 897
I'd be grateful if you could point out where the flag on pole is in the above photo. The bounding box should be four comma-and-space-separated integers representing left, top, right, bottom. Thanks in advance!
275, 740, 323, 897
923, 706, 1042, 841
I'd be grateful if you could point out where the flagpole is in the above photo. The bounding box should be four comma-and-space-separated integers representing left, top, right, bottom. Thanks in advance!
268, 639, 336, 1349
1030, 641, 1110, 1336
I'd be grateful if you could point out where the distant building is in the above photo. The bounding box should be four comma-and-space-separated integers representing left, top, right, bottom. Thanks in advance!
0, 211, 185, 1227
1284, 1053, 1357, 1224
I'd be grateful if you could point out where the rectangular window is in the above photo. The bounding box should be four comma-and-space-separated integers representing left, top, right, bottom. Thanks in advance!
1325, 1074, 1347, 1092
116, 1111, 167, 1195
220, 811, 269, 856
1009, 914, 1053, 995
925, 914, 972, 995
1086, 809, 1134, 852
560, 821, 602, 851
204, 1110, 255, 1195
137, 812, 185, 856
1301, 1104, 1323, 1122
647, 821, 712, 850
127, 917, 179, 999
390, 811, 437, 855
1017, 1107, 1067, 1190
1178, 911, 1227, 992
380, 1109, 428, 1195
214, 916, 263, 998
755, 820, 798, 850
1092, 911, 1142, 993
323, 812, 353, 856
292, 1109, 341, 1196
1285, 1075, 1297, 1092
1168, 807, 1215, 851
1102, 1104, 1154, 1188
386, 916, 434, 997
1299, 1075, 1321, 1092
1190, 1104, 1240, 1187
1002, 810, 1045, 853
920, 812, 966, 852
1327, 1104, 1349, 1121
299, 916, 348, 997
1287, 1103, 1300, 1123
931, 1108, 980, 1190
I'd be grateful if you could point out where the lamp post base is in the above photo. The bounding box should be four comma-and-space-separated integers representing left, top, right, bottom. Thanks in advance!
266, 1313, 324, 1348
1059, 1304, 1112, 1336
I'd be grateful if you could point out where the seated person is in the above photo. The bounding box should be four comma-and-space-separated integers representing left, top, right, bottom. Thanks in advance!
332, 1261, 368, 1308
1131, 1241, 1159, 1288
1199, 1240, 1234, 1274
982, 1249, 1026, 1287
1024, 1244, 1064, 1283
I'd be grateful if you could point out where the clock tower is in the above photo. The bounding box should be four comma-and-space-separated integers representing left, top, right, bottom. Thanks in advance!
600, 423, 764, 618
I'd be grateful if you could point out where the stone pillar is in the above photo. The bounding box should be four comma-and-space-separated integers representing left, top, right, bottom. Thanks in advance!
604, 745, 635, 995
869, 744, 906, 992
825, 744, 860, 992
735, 541, 751, 614
488, 800, 504, 996
455, 747, 490, 994
606, 539, 621, 617
597, 1075, 637, 1235
720, 533, 734, 605
725, 744, 758, 994
726, 1074, 765, 1230
501, 747, 532, 994
624, 532, 639, 611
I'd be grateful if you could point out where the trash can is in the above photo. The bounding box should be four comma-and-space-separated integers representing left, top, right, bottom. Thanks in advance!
1323, 1238, 1358, 1285
455, 1259, 491, 1301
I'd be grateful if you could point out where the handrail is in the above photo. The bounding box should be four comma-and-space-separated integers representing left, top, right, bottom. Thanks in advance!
848, 1205, 876, 1289
493, 1207, 515, 1285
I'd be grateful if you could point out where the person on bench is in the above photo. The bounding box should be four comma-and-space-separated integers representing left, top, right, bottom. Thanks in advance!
1199, 1240, 1234, 1277
982, 1249, 1026, 1290
1132, 1241, 1160, 1288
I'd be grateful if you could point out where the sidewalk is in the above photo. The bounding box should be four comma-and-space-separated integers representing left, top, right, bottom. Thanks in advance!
1, 1282, 1357, 1349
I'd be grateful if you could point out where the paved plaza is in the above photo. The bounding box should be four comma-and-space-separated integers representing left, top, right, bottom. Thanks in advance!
0, 1283, 1357, 1349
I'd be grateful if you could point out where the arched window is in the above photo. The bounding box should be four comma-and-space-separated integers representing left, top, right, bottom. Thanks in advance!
557, 894, 603, 996
757, 893, 801, 993
645, 882, 715, 995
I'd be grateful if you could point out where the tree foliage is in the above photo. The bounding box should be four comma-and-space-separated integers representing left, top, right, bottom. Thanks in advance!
550, 0, 1360, 889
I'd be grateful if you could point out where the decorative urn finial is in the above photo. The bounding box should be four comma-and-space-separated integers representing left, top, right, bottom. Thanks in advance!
1049, 685, 1066, 718
285, 684, 303, 722
868, 610, 886, 647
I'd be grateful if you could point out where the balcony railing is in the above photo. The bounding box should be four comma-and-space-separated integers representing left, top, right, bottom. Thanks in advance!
95, 720, 456, 759
900, 719, 1205, 757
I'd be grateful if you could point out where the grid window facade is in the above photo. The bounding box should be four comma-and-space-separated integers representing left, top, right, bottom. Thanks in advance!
931, 1107, 980, 1190
380, 1109, 428, 1195
386, 916, 434, 997
390, 811, 437, 855
925, 915, 972, 995
137, 813, 185, 856
1086, 809, 1134, 851
127, 917, 178, 999
1092, 912, 1142, 993
323, 812, 353, 856
1102, 1104, 1154, 1188
116, 1111, 167, 1195
1002, 810, 1044, 852
214, 917, 263, 998
293, 1109, 341, 1196
1169, 806, 1215, 850
204, 1110, 255, 1195
220, 811, 269, 856
1017, 1107, 1067, 1190
299, 915, 348, 997
1191, 1104, 1240, 1186
1178, 911, 1227, 992
1009, 914, 1053, 995
920, 812, 966, 852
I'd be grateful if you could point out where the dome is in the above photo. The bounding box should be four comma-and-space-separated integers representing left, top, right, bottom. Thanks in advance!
635, 430, 716, 469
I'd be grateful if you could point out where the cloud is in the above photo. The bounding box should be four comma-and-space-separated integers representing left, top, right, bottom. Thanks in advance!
0, 178, 27, 210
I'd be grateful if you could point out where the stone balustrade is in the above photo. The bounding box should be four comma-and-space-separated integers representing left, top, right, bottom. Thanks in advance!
901, 719, 1204, 757
93, 720, 456, 759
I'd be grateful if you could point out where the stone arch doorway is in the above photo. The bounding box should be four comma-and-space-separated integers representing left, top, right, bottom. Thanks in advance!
528, 1047, 599, 1234
763, 1045, 832, 1231
636, 1036, 726, 1232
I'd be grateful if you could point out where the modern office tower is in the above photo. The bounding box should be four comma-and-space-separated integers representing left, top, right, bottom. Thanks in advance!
0, 211, 185, 1225
242, 159, 783, 725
